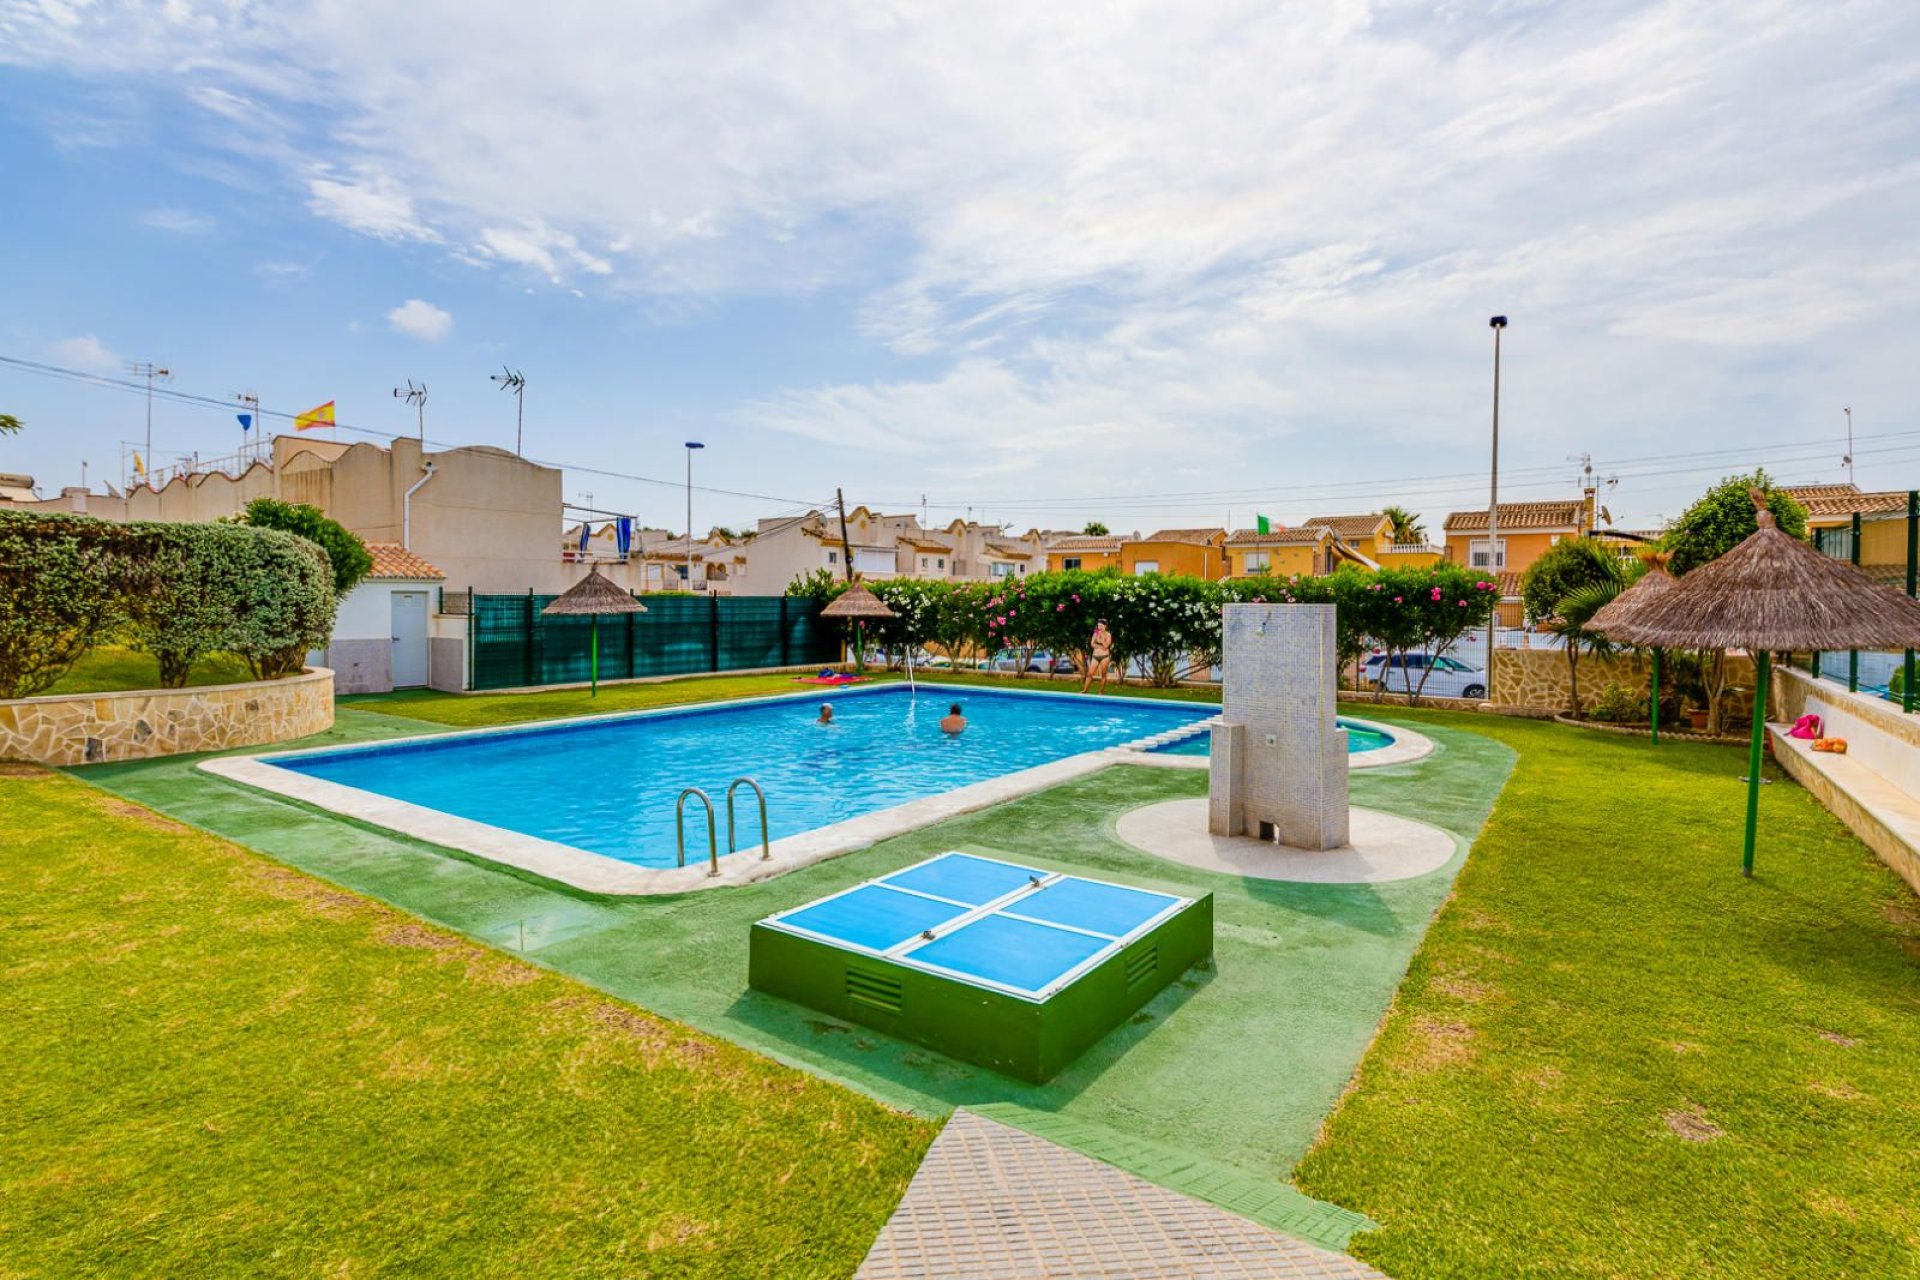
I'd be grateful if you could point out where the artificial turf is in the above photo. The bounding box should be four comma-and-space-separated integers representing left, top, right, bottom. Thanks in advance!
1293, 708, 1920, 1279
0, 766, 933, 1278
43, 645, 260, 694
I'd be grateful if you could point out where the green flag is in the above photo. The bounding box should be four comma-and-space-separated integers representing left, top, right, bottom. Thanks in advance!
1256, 514, 1270, 534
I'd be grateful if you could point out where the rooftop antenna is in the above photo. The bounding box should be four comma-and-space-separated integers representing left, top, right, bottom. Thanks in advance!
393, 379, 427, 440
491, 368, 526, 455
1843, 407, 1854, 485
234, 391, 262, 464
127, 360, 172, 486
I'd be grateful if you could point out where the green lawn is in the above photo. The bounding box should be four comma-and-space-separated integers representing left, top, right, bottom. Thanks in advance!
43, 645, 260, 694
1295, 710, 1920, 1278
0, 766, 932, 1278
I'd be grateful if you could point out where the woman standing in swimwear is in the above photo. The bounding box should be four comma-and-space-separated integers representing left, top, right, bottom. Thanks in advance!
1082, 620, 1114, 694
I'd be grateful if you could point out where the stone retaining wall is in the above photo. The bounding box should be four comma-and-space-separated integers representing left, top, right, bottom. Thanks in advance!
1492, 648, 1756, 719
0, 667, 334, 766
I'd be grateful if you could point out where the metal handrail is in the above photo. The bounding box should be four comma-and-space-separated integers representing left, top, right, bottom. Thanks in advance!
676, 787, 719, 876
727, 777, 771, 860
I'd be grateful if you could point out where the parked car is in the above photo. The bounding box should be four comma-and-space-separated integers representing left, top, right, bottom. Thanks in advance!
1360, 652, 1487, 700
988, 649, 1078, 674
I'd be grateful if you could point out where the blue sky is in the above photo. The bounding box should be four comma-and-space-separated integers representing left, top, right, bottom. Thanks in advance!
3, 0, 1919, 536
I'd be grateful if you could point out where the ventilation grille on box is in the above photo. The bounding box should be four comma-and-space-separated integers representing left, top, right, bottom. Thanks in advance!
1125, 943, 1159, 989
847, 966, 903, 1014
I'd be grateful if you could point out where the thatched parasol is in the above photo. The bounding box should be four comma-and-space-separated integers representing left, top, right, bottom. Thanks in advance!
819, 578, 895, 672
1593, 496, 1920, 875
542, 567, 646, 696
1586, 554, 1677, 742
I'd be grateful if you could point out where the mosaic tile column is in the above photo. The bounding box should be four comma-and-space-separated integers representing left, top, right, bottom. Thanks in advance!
1210, 604, 1349, 850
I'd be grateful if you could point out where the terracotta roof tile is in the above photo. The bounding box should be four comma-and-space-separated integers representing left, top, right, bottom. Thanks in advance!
1782, 484, 1912, 518
362, 541, 445, 580
1139, 528, 1227, 545
1225, 526, 1331, 546
1048, 535, 1123, 552
1304, 513, 1390, 539
1443, 500, 1584, 532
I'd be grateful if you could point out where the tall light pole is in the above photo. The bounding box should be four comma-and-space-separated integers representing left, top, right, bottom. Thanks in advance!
491, 368, 525, 454
684, 441, 705, 589
128, 361, 171, 483
1486, 315, 1508, 697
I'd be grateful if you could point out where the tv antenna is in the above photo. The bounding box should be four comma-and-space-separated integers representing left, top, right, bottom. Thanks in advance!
394, 379, 428, 440
127, 361, 172, 484
491, 368, 526, 455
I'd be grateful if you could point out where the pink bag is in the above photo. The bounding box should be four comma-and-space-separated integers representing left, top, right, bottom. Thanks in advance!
1788, 713, 1822, 740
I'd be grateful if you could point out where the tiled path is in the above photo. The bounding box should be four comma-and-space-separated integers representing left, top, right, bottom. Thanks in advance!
856, 1111, 1387, 1280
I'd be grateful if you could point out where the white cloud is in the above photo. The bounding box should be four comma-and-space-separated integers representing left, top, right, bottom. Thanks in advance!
8, 1, 1920, 524
307, 169, 436, 241
48, 334, 122, 374
386, 298, 453, 342
138, 207, 215, 234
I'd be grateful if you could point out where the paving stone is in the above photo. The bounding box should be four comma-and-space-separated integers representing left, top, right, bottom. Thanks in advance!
856, 1111, 1387, 1280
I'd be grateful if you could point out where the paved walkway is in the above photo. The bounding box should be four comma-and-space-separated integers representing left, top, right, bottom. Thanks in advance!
856, 1112, 1387, 1280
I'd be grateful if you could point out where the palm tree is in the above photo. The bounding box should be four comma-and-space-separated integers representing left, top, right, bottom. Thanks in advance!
1381, 505, 1425, 546
0, 412, 21, 435
1554, 563, 1643, 714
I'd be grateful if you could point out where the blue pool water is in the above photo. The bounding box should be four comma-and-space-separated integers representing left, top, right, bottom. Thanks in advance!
274, 685, 1214, 867
763, 852, 1185, 997
1152, 717, 1394, 757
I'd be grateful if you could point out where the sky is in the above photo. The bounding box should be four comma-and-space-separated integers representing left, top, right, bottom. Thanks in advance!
2, 0, 1919, 538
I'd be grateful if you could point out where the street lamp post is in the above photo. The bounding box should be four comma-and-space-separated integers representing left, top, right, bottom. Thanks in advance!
1486, 316, 1508, 700
684, 442, 705, 590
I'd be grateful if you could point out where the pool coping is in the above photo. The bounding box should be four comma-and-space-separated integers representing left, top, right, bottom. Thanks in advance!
1111, 713, 1435, 772
197, 682, 1218, 896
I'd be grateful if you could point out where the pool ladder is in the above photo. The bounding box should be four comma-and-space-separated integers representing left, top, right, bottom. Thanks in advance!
676, 777, 771, 877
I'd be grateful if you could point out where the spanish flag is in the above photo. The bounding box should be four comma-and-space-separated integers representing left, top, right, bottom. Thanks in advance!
294, 400, 336, 432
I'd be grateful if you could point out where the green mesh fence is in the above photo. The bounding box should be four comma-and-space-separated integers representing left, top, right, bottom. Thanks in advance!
466, 593, 840, 690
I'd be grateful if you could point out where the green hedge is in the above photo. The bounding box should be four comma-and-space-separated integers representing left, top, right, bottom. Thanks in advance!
0, 511, 337, 698
791, 563, 1498, 689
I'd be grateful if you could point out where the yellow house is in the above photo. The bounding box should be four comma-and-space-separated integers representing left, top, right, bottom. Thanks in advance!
1120, 529, 1228, 580
1374, 542, 1444, 570
1782, 484, 1915, 581
1442, 496, 1595, 625
1046, 534, 1124, 573
1303, 512, 1397, 561
1224, 526, 1356, 578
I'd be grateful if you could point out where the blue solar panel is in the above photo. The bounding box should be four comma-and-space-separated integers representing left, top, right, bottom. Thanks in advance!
1006, 878, 1178, 938
776, 884, 968, 952
909, 913, 1109, 993
881, 852, 1044, 905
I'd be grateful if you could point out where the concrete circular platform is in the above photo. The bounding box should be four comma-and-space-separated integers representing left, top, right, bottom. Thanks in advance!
1114, 799, 1458, 884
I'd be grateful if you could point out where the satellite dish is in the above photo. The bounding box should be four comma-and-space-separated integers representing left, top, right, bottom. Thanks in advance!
1599, 506, 1613, 525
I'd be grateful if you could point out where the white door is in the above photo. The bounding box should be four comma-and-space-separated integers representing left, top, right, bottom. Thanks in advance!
390, 591, 430, 688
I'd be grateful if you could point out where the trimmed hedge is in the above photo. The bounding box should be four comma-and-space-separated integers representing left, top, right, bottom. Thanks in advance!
791, 563, 1498, 690
0, 511, 337, 698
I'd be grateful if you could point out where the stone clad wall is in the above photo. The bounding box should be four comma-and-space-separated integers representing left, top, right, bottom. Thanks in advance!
0, 667, 334, 766
1491, 649, 1755, 716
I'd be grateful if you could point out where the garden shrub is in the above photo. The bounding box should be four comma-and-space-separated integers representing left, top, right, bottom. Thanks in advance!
0, 510, 129, 698
0, 511, 337, 694
238, 497, 373, 596
1587, 681, 1643, 723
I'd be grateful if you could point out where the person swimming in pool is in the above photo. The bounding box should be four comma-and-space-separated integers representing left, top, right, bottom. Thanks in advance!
1081, 620, 1114, 694
939, 702, 967, 735
817, 703, 834, 725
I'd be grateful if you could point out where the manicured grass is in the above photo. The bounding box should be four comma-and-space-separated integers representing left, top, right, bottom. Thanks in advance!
0, 766, 932, 1278
1294, 710, 1920, 1279
43, 645, 260, 695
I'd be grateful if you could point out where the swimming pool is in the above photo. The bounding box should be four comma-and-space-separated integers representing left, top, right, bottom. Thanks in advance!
256, 685, 1215, 871
1150, 717, 1395, 757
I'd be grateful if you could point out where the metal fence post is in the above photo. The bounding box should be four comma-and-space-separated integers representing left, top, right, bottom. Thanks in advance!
1849, 512, 1860, 693
779, 596, 790, 667
708, 593, 722, 672
466, 587, 476, 691
525, 588, 537, 687
1906, 492, 1917, 714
